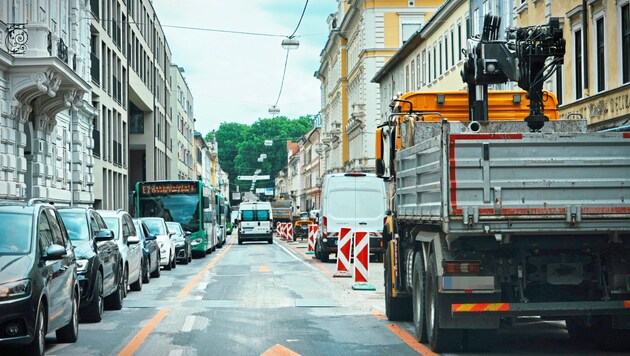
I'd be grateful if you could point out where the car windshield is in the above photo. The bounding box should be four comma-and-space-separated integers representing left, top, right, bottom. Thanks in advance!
143, 219, 167, 235
138, 194, 201, 232
166, 222, 182, 235
59, 211, 90, 241
0, 212, 32, 254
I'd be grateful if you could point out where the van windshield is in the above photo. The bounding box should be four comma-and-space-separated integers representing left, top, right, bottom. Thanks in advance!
328, 189, 383, 219
241, 210, 269, 221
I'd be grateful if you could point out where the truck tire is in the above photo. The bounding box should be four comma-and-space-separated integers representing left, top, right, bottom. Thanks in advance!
412, 251, 428, 342
426, 252, 463, 352
384, 245, 412, 321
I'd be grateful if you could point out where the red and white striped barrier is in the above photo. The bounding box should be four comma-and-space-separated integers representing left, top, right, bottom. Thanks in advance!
307, 224, 318, 254
333, 227, 352, 278
276, 223, 281, 238
287, 223, 293, 241
351, 231, 375, 290
281, 223, 287, 240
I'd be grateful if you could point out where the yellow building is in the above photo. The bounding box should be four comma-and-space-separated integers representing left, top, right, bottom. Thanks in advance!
516, 0, 630, 130
315, 0, 443, 174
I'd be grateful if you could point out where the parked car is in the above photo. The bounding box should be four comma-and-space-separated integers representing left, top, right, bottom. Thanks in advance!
133, 218, 161, 282
58, 207, 125, 322
293, 211, 312, 241
0, 200, 80, 355
99, 210, 143, 293
167, 222, 192, 264
142, 217, 176, 270
238, 201, 274, 244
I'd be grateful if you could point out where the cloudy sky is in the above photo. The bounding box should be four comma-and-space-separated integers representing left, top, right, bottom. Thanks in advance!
152, 0, 337, 136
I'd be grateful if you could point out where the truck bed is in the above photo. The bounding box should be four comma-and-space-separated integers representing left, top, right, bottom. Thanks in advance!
395, 121, 630, 234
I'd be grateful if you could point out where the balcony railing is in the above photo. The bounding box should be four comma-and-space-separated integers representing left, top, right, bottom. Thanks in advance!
5, 23, 28, 54
90, 52, 100, 84
57, 38, 68, 63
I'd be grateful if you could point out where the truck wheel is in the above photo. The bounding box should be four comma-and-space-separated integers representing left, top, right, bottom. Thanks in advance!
384, 245, 412, 321
314, 241, 321, 259
412, 251, 428, 342
320, 246, 329, 263
426, 252, 463, 352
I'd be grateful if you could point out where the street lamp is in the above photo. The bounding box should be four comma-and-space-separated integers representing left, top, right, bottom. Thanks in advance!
268, 105, 280, 116
264, 140, 273, 147
281, 37, 300, 50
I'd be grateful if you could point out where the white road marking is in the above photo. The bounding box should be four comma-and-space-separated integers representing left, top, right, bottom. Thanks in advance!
275, 240, 318, 271
197, 282, 208, 291
181, 316, 196, 332
168, 350, 184, 356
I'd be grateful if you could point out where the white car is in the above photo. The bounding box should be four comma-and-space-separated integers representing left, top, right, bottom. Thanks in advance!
142, 217, 176, 271
99, 209, 144, 294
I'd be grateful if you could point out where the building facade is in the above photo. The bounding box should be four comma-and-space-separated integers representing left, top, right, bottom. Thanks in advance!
298, 127, 322, 211
315, 0, 442, 175
1, 1, 95, 204
170, 65, 194, 180
516, 0, 630, 130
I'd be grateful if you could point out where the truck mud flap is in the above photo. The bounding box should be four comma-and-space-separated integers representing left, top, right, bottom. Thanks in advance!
452, 300, 630, 318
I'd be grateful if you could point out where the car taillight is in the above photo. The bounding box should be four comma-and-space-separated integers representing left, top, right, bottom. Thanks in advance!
322, 216, 327, 234
383, 216, 388, 226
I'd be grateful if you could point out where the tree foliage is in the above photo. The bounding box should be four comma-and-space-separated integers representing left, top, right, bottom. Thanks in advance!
207, 115, 312, 193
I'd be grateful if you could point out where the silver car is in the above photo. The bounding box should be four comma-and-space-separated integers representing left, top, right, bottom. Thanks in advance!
143, 217, 176, 271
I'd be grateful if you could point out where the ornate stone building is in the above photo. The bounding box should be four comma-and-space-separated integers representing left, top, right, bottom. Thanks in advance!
1, 0, 95, 204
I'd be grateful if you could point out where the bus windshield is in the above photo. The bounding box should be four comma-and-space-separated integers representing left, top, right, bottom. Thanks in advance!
138, 194, 201, 233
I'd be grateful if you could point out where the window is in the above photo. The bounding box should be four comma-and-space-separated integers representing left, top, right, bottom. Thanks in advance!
421, 50, 426, 86
451, 29, 455, 67
444, 35, 449, 69
427, 49, 432, 83
433, 45, 437, 81
622, 4, 630, 83
411, 60, 415, 90
439, 39, 443, 76
416, 54, 421, 89
458, 22, 463, 61
574, 29, 583, 99
596, 17, 605, 92
38, 212, 54, 254
405, 65, 410, 92
47, 210, 67, 247
401, 23, 420, 44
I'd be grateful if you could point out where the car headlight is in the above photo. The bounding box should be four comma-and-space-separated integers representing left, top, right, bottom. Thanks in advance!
0, 279, 31, 300
191, 238, 202, 246
76, 259, 89, 273
174, 241, 185, 247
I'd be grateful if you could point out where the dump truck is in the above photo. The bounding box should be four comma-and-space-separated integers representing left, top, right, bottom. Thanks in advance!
270, 199, 292, 227
376, 16, 630, 352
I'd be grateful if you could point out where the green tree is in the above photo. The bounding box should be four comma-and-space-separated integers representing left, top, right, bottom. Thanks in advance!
210, 115, 313, 194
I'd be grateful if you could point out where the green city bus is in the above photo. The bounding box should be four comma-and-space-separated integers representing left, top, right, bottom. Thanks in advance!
135, 180, 217, 257
225, 202, 233, 235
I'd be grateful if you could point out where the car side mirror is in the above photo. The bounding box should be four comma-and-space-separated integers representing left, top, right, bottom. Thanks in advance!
95, 229, 115, 242
127, 235, 140, 245
146, 234, 157, 241
45, 244, 67, 260
185, 231, 192, 236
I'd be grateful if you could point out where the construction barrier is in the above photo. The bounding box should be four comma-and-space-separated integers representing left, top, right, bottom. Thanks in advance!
287, 223, 293, 241
276, 223, 281, 238
333, 227, 352, 278
306, 224, 318, 255
281, 223, 287, 240
351, 231, 375, 290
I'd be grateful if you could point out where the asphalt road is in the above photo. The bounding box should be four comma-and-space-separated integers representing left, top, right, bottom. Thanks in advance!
5, 232, 628, 355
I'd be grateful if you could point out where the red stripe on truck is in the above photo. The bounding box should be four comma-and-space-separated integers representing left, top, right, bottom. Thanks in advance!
449, 133, 523, 214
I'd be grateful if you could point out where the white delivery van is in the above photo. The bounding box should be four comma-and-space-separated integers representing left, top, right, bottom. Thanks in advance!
316, 172, 387, 262
237, 201, 273, 245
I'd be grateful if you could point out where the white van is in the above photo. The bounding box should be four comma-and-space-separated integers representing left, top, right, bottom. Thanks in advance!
237, 201, 273, 245
316, 172, 387, 262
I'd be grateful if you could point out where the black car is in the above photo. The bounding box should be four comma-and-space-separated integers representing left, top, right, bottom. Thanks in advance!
58, 208, 125, 322
133, 218, 160, 282
0, 200, 80, 355
166, 222, 192, 264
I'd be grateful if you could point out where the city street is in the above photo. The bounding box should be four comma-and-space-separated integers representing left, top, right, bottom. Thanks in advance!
2, 233, 623, 355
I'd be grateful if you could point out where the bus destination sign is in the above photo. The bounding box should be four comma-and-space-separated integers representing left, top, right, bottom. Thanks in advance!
140, 182, 199, 196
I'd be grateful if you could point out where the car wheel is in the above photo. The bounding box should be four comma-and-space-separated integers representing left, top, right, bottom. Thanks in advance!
122, 267, 129, 298
188, 248, 192, 263
130, 268, 142, 291
314, 241, 320, 259
104, 263, 124, 310
142, 257, 151, 283
171, 254, 177, 269
268, 237, 273, 244
81, 270, 104, 323
319, 242, 329, 263
25, 303, 46, 355
164, 252, 172, 271
238, 238, 243, 245
56, 291, 79, 343
151, 253, 161, 278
